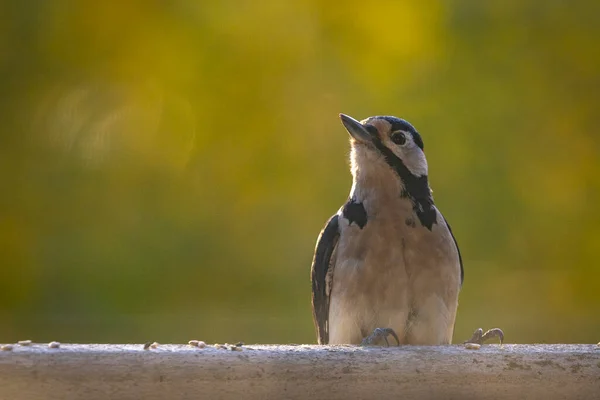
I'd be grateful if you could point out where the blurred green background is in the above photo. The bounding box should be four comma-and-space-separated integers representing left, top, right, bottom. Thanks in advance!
1, 0, 598, 344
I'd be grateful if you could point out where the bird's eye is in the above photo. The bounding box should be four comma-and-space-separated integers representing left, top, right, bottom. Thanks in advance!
391, 132, 406, 145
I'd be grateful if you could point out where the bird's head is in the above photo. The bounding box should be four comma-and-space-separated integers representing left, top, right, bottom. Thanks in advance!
340, 113, 428, 179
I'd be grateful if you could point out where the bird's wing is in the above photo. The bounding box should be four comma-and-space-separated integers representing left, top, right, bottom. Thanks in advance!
310, 214, 340, 345
442, 216, 464, 287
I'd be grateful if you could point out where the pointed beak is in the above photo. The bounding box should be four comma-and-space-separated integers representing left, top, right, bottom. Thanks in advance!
339, 113, 373, 143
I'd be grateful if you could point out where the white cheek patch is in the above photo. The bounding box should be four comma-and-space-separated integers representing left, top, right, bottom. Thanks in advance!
405, 150, 428, 177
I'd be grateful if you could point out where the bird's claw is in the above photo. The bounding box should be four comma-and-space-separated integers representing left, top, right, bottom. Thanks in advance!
361, 328, 400, 346
464, 328, 504, 345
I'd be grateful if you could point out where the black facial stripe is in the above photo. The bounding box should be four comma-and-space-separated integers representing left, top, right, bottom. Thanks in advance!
342, 199, 367, 229
371, 136, 437, 230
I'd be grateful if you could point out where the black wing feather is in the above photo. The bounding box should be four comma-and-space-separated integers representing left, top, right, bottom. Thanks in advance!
310, 214, 340, 344
443, 216, 464, 287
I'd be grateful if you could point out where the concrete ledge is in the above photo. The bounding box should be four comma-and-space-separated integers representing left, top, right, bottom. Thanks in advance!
1, 343, 599, 399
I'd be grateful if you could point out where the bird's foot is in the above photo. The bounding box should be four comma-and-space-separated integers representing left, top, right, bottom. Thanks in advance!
361, 328, 400, 346
464, 328, 504, 345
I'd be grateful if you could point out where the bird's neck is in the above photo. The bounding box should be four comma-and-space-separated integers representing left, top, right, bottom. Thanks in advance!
349, 148, 437, 229
350, 170, 437, 230
350, 167, 404, 206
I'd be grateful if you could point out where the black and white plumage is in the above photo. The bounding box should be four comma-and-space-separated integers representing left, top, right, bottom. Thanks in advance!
310, 114, 463, 345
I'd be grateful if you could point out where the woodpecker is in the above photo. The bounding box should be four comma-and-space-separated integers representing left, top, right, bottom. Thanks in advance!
310, 113, 464, 346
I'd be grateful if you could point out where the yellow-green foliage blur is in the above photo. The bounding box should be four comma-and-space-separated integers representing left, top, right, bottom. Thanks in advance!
1, 1, 598, 344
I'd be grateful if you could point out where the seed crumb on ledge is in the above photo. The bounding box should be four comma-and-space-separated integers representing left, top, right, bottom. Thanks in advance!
464, 343, 481, 350
188, 340, 206, 348
18, 340, 32, 346
1, 344, 14, 351
48, 341, 61, 349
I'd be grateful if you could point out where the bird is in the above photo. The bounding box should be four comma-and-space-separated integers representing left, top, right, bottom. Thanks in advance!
310, 113, 465, 346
